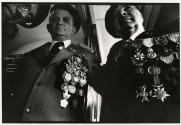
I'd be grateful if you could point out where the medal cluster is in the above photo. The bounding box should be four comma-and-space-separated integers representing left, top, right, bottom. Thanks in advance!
59, 56, 88, 108
130, 32, 179, 103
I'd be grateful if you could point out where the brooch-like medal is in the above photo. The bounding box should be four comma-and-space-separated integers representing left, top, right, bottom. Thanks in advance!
59, 56, 88, 108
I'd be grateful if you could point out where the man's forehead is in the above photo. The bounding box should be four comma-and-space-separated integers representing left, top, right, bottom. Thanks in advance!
50, 9, 73, 17
115, 4, 137, 9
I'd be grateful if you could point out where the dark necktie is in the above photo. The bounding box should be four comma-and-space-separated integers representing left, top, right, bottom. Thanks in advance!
50, 42, 64, 56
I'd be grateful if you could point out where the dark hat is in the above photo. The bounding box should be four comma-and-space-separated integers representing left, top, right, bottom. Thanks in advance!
20, 3, 50, 28
105, 4, 141, 38
50, 4, 81, 33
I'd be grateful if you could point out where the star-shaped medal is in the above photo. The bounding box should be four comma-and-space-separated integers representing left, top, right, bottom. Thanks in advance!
152, 86, 170, 102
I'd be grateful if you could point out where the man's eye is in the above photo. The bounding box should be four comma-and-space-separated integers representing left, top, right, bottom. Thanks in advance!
50, 17, 58, 22
63, 17, 70, 23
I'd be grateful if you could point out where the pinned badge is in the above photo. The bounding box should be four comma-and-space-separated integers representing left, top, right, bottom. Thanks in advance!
61, 84, 69, 91
148, 66, 161, 75
63, 72, 72, 82
142, 38, 154, 47
152, 86, 170, 102
60, 99, 69, 108
68, 85, 76, 94
160, 54, 174, 64
131, 52, 145, 66
63, 90, 71, 99
80, 77, 87, 86
73, 76, 79, 83
147, 48, 157, 58
136, 85, 152, 102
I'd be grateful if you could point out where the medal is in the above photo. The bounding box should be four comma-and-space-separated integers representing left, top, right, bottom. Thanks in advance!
148, 66, 161, 75
131, 51, 145, 66
63, 90, 71, 99
154, 35, 168, 46
61, 84, 69, 91
59, 56, 88, 108
76, 57, 82, 63
167, 32, 179, 43
63, 72, 72, 82
60, 99, 69, 108
160, 54, 174, 64
80, 77, 87, 86
73, 76, 79, 83
136, 85, 152, 102
147, 48, 157, 58
68, 85, 76, 94
152, 86, 170, 102
142, 38, 154, 47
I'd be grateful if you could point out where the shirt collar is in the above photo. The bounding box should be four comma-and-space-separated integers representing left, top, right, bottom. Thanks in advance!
49, 39, 71, 51
130, 27, 145, 40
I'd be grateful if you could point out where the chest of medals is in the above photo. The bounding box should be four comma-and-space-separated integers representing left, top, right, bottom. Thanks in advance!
56, 55, 89, 108
128, 33, 179, 103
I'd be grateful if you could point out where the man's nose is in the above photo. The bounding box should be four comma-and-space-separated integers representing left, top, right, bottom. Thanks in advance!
120, 8, 128, 16
58, 18, 64, 25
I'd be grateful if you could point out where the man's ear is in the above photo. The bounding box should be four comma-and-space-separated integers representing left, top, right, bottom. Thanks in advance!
71, 26, 77, 35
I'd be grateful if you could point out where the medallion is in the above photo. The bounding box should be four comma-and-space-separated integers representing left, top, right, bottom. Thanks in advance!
152, 86, 170, 102
142, 38, 154, 47
60, 99, 69, 108
136, 85, 152, 102
147, 48, 157, 58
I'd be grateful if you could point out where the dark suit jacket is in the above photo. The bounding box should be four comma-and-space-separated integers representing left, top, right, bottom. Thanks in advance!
96, 31, 180, 123
3, 41, 99, 122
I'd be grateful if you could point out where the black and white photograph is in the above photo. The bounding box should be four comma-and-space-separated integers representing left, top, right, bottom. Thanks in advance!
2, 2, 180, 123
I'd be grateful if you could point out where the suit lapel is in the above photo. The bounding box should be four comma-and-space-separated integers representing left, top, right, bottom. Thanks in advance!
33, 42, 51, 66
48, 48, 73, 65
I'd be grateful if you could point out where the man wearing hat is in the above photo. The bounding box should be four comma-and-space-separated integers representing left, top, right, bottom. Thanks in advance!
2, 3, 50, 41
97, 4, 179, 122
3, 4, 101, 122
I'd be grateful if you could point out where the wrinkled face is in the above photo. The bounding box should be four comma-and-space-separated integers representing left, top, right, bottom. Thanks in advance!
112, 5, 144, 38
2, 4, 38, 24
48, 9, 76, 40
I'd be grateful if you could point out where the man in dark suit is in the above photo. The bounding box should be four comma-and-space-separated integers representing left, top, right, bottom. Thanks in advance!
3, 4, 101, 122
97, 4, 179, 122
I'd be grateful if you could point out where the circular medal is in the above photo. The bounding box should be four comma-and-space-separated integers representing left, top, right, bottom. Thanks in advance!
79, 77, 87, 86
68, 85, 76, 94
61, 84, 69, 91
147, 52, 157, 58
148, 66, 161, 75
147, 48, 157, 58
73, 76, 79, 83
76, 57, 82, 63
63, 72, 72, 82
154, 36, 168, 46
